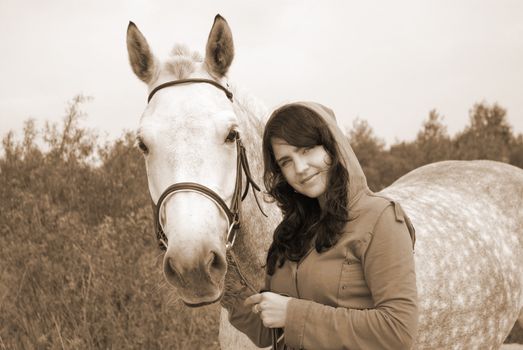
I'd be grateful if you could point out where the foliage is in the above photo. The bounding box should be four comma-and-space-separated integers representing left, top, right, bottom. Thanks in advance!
415, 109, 452, 165
348, 102, 522, 191
454, 102, 513, 162
1, 97, 521, 348
347, 118, 390, 190
0, 96, 220, 350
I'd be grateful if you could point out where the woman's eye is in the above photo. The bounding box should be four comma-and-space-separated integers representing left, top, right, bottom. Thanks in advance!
136, 138, 149, 154
225, 129, 238, 143
280, 160, 291, 168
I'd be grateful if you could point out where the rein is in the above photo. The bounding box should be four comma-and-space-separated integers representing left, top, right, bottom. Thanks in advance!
147, 78, 266, 303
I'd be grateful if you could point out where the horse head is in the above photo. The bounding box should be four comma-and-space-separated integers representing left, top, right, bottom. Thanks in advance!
127, 15, 273, 306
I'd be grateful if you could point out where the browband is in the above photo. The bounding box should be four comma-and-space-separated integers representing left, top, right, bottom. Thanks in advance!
148, 78, 234, 103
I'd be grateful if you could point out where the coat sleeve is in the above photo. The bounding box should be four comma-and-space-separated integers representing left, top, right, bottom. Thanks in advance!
222, 273, 275, 348
284, 205, 419, 350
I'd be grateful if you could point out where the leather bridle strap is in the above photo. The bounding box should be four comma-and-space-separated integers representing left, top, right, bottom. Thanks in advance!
147, 77, 268, 311
152, 135, 267, 251
154, 181, 240, 248
147, 78, 234, 103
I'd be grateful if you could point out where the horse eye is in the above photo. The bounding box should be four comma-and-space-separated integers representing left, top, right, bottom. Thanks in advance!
136, 138, 149, 154
225, 129, 238, 143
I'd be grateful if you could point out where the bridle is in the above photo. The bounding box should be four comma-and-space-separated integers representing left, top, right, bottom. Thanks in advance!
148, 78, 233, 103
146, 78, 277, 346
148, 78, 266, 254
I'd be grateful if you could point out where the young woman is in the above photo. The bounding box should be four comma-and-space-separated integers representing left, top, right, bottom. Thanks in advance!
224, 102, 418, 350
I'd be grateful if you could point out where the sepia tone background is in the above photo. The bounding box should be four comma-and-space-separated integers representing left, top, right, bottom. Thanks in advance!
1, 0, 523, 144
1, 1, 522, 349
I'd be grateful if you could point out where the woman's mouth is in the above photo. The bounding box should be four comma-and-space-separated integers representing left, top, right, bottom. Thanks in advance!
301, 173, 318, 184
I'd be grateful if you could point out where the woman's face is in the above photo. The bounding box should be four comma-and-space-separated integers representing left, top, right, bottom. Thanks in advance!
271, 137, 332, 198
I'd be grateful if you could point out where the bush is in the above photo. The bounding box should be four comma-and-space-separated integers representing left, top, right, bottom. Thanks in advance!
0, 96, 220, 349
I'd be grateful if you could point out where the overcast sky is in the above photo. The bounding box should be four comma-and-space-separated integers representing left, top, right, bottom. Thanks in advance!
1, 0, 522, 146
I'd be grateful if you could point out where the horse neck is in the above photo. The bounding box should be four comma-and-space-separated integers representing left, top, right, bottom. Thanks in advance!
228, 86, 280, 289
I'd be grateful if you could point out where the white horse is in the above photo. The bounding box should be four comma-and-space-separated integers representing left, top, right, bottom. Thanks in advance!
127, 15, 523, 349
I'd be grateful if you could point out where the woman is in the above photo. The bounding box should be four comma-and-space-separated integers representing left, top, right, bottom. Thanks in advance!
224, 102, 418, 350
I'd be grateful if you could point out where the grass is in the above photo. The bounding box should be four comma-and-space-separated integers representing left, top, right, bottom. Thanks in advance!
0, 205, 221, 349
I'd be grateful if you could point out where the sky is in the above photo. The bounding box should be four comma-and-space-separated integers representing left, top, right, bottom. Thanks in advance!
1, 0, 522, 147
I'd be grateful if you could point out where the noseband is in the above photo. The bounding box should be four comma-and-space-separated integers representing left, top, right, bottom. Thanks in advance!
148, 78, 266, 252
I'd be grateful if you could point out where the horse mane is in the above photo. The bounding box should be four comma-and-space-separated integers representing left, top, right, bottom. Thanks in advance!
229, 83, 267, 134
164, 44, 203, 79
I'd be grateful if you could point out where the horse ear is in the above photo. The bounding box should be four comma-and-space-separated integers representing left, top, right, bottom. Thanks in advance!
205, 14, 234, 78
126, 21, 157, 84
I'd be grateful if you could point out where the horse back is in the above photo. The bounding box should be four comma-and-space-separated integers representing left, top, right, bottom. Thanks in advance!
379, 160, 523, 348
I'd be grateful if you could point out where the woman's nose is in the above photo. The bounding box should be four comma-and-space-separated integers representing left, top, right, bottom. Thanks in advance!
294, 157, 308, 174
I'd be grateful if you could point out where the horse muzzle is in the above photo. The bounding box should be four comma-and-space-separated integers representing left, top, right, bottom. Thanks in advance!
163, 243, 227, 305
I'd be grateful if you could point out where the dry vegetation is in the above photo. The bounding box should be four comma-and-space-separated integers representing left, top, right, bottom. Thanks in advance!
0, 96, 220, 349
1, 95, 521, 348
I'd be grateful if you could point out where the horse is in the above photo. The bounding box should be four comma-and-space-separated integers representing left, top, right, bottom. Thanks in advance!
126, 15, 523, 349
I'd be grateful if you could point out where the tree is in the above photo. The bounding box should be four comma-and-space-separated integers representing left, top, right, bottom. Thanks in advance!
0, 96, 219, 349
509, 133, 523, 168
453, 102, 512, 161
415, 109, 452, 164
43, 94, 95, 162
347, 118, 389, 191
387, 140, 419, 185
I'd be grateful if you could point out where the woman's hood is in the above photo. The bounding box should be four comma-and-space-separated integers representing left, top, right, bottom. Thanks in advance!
266, 101, 370, 207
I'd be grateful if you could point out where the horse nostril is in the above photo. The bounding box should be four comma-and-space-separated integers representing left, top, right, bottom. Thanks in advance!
206, 250, 226, 283
163, 256, 185, 286
207, 251, 220, 270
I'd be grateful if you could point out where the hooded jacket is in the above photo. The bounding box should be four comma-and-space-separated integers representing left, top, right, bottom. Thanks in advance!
226, 102, 418, 350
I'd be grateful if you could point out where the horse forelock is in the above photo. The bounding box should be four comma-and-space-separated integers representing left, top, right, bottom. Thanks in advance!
163, 44, 203, 80
170, 44, 203, 61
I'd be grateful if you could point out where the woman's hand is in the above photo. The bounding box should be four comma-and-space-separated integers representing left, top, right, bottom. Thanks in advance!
244, 292, 291, 328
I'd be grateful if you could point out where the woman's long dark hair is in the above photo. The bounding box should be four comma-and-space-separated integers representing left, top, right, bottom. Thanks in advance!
263, 105, 349, 275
